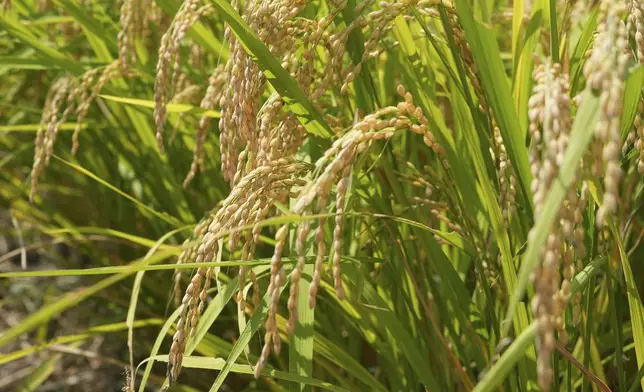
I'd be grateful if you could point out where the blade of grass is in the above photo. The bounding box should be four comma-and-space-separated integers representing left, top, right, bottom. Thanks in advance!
43, 226, 184, 249
27, 212, 477, 259
411, 8, 466, 98
449, 38, 532, 354
396, 11, 484, 220
513, 0, 545, 135
53, 155, 184, 226
311, 329, 387, 392
610, 221, 644, 392
185, 269, 251, 355
138, 268, 251, 391
0, 56, 61, 69
570, 9, 598, 94
0, 249, 176, 348
474, 256, 607, 392
548, 0, 559, 63
137, 307, 182, 392
148, 355, 349, 392
0, 319, 162, 365
581, 274, 596, 392
360, 282, 441, 390
0, 14, 84, 73
55, 0, 118, 53
455, 0, 533, 216
511, 0, 525, 70
342, 0, 379, 112
628, 362, 644, 392
16, 352, 62, 391
288, 264, 314, 392
20, 15, 75, 26
99, 94, 221, 118
208, 283, 288, 391
127, 227, 188, 390
606, 261, 626, 392
0, 123, 91, 132
620, 66, 644, 138
0, 260, 286, 278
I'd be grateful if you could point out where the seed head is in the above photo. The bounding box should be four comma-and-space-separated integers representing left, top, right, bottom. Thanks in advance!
528, 59, 584, 392
583, 1, 629, 226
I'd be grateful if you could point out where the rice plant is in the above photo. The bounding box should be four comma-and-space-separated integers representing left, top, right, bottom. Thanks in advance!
2, 0, 644, 391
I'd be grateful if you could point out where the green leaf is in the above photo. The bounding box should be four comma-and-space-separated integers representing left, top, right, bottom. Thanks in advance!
511, 0, 525, 68
0, 123, 90, 132
570, 9, 598, 94
512, 1, 545, 136
360, 283, 441, 390
127, 228, 186, 391
209, 283, 287, 391
0, 260, 277, 278
53, 156, 184, 227
99, 94, 221, 118
43, 226, 183, 250
621, 65, 644, 138
342, 0, 379, 112
455, 0, 533, 219
0, 250, 176, 348
21, 15, 75, 26
0, 14, 83, 73
16, 352, 62, 391
185, 271, 249, 355
398, 10, 485, 221
138, 269, 248, 391
474, 257, 607, 392
289, 264, 314, 392
137, 309, 182, 392
0, 319, 162, 365
314, 334, 387, 391
147, 355, 349, 392
609, 220, 644, 392
628, 362, 644, 392
55, 0, 118, 54
0, 56, 58, 69
452, 70, 531, 345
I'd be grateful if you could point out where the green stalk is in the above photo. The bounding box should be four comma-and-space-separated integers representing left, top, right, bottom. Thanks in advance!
473, 257, 607, 392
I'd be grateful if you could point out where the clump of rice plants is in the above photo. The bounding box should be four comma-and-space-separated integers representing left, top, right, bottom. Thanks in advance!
3, 0, 644, 391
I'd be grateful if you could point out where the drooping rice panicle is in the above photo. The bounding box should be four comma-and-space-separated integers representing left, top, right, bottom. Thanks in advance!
168, 158, 308, 382
583, 0, 629, 227
528, 60, 586, 392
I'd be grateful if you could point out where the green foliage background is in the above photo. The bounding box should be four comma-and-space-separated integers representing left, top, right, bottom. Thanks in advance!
2, 1, 644, 391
